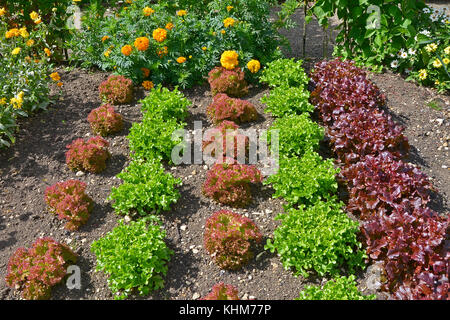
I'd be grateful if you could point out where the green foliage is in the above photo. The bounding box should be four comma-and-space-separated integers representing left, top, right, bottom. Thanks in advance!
128, 113, 185, 162
297, 275, 376, 300
265, 199, 366, 278
259, 58, 309, 88
109, 158, 181, 216
140, 84, 190, 121
264, 152, 339, 206
267, 114, 324, 158
260, 85, 314, 117
67, 0, 282, 88
91, 219, 173, 300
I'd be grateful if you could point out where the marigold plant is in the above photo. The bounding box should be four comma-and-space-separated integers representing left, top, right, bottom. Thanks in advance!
65, 136, 110, 173
152, 28, 167, 43
201, 282, 240, 300
208, 66, 249, 97
207, 93, 257, 125
134, 36, 150, 51
98, 75, 134, 105
220, 50, 239, 70
87, 104, 123, 136
44, 180, 93, 231
5, 238, 77, 300
203, 161, 262, 207
204, 210, 262, 270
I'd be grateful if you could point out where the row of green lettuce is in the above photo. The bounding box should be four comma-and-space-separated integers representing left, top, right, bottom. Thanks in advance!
91, 85, 191, 299
259, 58, 374, 300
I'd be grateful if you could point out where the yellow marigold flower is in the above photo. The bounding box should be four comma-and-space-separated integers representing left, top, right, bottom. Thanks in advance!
223, 17, 236, 28
125, 0, 132, 4
102, 35, 110, 42
26, 39, 34, 46
220, 50, 239, 70
134, 36, 150, 51
425, 43, 438, 53
443, 58, 450, 65
10, 91, 24, 109
20, 27, 29, 38
177, 10, 187, 16
142, 80, 154, 90
445, 46, 450, 55
30, 11, 39, 21
247, 59, 261, 73
143, 7, 155, 16
141, 68, 150, 78
0, 7, 6, 16
221, 29, 226, 34
121, 44, 133, 56
0, 98, 6, 105
5, 28, 20, 38
44, 48, 51, 57
177, 56, 187, 64
418, 69, 427, 80
50, 72, 61, 81
104, 50, 111, 57
435, 80, 440, 85
157, 46, 168, 58
34, 18, 42, 24
202, 46, 207, 51
165, 22, 174, 30
152, 28, 167, 43
11, 47, 21, 55
433, 59, 442, 68
227, 6, 233, 12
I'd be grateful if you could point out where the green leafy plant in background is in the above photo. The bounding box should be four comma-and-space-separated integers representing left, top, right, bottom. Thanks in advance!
140, 84, 190, 121
267, 114, 324, 158
264, 152, 339, 207
109, 158, 181, 217
91, 218, 173, 300
265, 198, 366, 278
297, 275, 376, 300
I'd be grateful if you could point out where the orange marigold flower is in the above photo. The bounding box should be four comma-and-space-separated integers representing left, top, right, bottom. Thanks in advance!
152, 28, 167, 42
143, 6, 155, 16
57, 82, 63, 87
26, 39, 34, 46
30, 11, 39, 20
220, 50, 239, 70
177, 56, 187, 64
121, 44, 133, 56
157, 46, 168, 58
0, 7, 6, 16
5, 28, 20, 38
141, 68, 150, 78
134, 37, 150, 51
177, 10, 187, 16
44, 48, 52, 57
202, 46, 207, 51
142, 80, 154, 90
227, 6, 234, 12
165, 22, 174, 30
223, 17, 236, 28
221, 29, 226, 34
34, 18, 42, 24
102, 35, 110, 42
50, 72, 61, 81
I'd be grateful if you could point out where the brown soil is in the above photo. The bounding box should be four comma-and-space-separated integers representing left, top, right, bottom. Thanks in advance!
0, 3, 448, 301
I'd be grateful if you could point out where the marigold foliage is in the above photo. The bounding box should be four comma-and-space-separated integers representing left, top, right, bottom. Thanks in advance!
87, 104, 123, 137
65, 136, 110, 173
203, 161, 262, 208
201, 282, 240, 300
204, 210, 262, 270
207, 93, 257, 124
5, 238, 77, 300
44, 180, 93, 231
98, 75, 134, 105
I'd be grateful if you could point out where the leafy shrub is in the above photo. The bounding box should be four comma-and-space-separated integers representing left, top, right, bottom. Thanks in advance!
264, 152, 339, 206
341, 152, 435, 219
140, 84, 190, 121
267, 114, 324, 158
265, 198, 365, 278
204, 210, 262, 270
201, 282, 240, 300
128, 113, 185, 162
99, 75, 134, 105
0, 12, 53, 148
297, 275, 375, 300
310, 58, 386, 125
361, 205, 449, 300
260, 85, 314, 118
91, 219, 173, 300
203, 161, 262, 208
259, 58, 309, 88
208, 66, 249, 98
207, 93, 258, 125
87, 104, 123, 136
109, 159, 181, 216
44, 180, 93, 231
203, 120, 249, 160
5, 238, 77, 300
68, 0, 282, 88
65, 136, 110, 173
329, 107, 409, 166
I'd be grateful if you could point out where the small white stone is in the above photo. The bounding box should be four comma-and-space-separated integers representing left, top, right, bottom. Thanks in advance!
265, 209, 273, 214
248, 275, 252, 280
436, 119, 444, 126
442, 165, 448, 169
192, 248, 199, 254
124, 216, 131, 223
66, 238, 72, 244
81, 238, 87, 244
249, 295, 256, 300
76, 171, 85, 177
242, 293, 248, 300
180, 225, 187, 231
192, 293, 200, 300
203, 165, 208, 170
